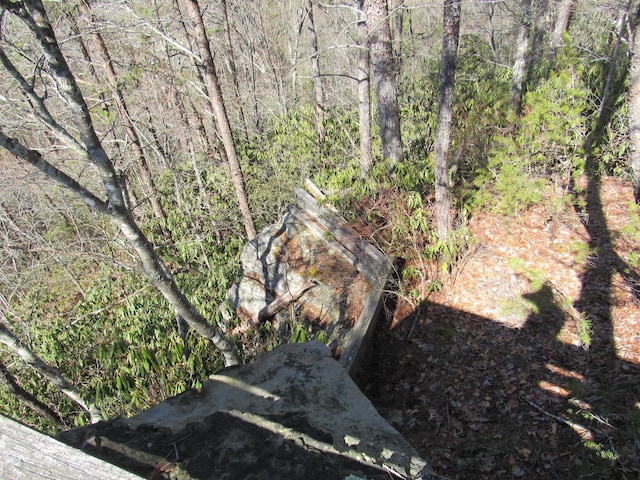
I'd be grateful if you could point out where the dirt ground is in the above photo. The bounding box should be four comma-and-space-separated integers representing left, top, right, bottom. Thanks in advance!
355, 177, 640, 479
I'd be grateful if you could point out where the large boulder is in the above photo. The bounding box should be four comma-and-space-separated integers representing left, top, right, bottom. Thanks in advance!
225, 188, 393, 374
60, 342, 433, 479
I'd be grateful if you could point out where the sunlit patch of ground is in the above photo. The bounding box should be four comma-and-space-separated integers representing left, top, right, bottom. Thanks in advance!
357, 177, 640, 479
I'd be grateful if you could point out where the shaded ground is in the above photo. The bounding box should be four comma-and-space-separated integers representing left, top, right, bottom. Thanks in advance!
356, 177, 640, 479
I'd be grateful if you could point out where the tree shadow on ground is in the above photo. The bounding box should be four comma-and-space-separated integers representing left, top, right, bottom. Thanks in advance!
356, 283, 639, 479
356, 169, 640, 479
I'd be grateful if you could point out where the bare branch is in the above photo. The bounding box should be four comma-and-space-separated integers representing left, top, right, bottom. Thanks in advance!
0, 45, 86, 154
7, 0, 126, 211
0, 131, 109, 214
121, 2, 202, 63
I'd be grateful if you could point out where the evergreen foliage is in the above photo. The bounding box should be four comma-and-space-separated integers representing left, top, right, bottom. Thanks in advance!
473, 57, 588, 215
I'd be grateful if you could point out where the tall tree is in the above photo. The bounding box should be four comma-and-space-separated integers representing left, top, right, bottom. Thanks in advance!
434, 0, 462, 239
629, 1, 640, 203
77, 0, 166, 226
365, 0, 403, 164
306, 0, 326, 145
183, 0, 257, 241
596, 2, 632, 122
357, 0, 373, 176
220, 0, 250, 142
390, 0, 404, 62
167, 0, 220, 163
527, 0, 550, 85
511, 0, 534, 114
0, 0, 240, 366
548, 0, 575, 64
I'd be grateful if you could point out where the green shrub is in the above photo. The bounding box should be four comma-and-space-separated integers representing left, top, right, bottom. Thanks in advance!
473, 65, 588, 215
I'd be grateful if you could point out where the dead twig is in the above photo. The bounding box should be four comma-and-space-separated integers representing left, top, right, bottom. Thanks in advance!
520, 396, 611, 439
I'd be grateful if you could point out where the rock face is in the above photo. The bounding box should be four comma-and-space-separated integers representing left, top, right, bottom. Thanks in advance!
225, 187, 393, 374
60, 342, 432, 479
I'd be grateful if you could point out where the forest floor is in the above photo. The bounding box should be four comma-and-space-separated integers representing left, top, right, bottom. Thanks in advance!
355, 176, 640, 480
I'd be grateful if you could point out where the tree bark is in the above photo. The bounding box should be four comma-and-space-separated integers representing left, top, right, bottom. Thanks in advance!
511, 0, 533, 114
221, 0, 250, 142
434, 0, 461, 240
357, 1, 373, 176
0, 9, 6, 38
306, 0, 326, 146
548, 0, 575, 64
390, 0, 404, 62
184, 0, 257, 241
170, 0, 228, 187
0, 0, 240, 366
0, 321, 104, 424
365, 0, 403, 164
78, 1, 166, 226
597, 4, 631, 122
527, 0, 549, 85
629, 2, 640, 203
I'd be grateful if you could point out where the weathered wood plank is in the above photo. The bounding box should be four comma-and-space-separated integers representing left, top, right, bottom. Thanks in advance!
0, 415, 141, 479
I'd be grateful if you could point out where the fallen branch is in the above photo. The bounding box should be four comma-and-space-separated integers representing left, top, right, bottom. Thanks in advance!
520, 396, 606, 440
252, 281, 316, 324
231, 281, 316, 335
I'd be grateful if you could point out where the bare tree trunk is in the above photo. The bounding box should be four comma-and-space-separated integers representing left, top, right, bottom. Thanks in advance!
144, 106, 183, 211
78, 1, 166, 226
66, 10, 108, 110
482, 1, 502, 64
306, 0, 326, 146
184, 0, 257, 241
390, 0, 404, 63
511, 0, 533, 114
249, 42, 263, 133
434, 0, 461, 240
257, 3, 289, 117
365, 0, 403, 164
289, 6, 306, 106
229, 7, 264, 135
171, 0, 224, 166
0, 321, 104, 424
548, 0, 575, 64
0, 9, 6, 38
629, 2, 640, 203
221, 0, 250, 142
0, 0, 240, 366
357, 0, 373, 176
527, 0, 549, 85
180, 93, 215, 213
597, 3, 631, 122
169, 86, 195, 156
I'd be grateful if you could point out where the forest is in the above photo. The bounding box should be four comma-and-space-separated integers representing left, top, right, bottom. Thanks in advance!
0, 0, 639, 478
